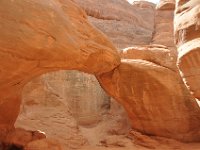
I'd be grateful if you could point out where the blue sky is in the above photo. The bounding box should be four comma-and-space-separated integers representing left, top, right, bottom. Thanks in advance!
127, 0, 160, 4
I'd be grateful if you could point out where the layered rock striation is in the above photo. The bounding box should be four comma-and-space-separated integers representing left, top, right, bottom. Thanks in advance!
153, 0, 176, 52
175, 0, 200, 100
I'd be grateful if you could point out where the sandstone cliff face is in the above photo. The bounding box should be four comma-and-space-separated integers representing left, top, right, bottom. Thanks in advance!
174, 0, 200, 100
153, 0, 176, 52
74, 0, 155, 49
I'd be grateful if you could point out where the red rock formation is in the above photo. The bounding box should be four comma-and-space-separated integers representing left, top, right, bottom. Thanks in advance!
0, 128, 46, 149
120, 44, 176, 70
153, 0, 176, 52
0, 0, 200, 147
175, 0, 200, 100
0, 0, 119, 132
98, 46, 200, 142
74, 0, 156, 49
16, 71, 110, 149
19, 71, 110, 126
157, 0, 175, 10
16, 1, 154, 147
75, 0, 200, 141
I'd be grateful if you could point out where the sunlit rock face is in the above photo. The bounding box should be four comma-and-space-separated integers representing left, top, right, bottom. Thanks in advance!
0, 0, 119, 133
74, 1, 200, 142
74, 0, 156, 49
120, 44, 177, 70
156, 0, 175, 10
98, 45, 200, 142
153, 0, 176, 52
175, 0, 200, 100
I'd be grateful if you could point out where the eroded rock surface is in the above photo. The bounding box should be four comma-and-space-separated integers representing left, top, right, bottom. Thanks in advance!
157, 0, 175, 10
98, 57, 200, 142
1, 0, 200, 148
175, 0, 200, 100
0, 0, 120, 130
153, 0, 176, 53
120, 44, 176, 70
16, 71, 118, 149
19, 71, 110, 126
74, 0, 155, 49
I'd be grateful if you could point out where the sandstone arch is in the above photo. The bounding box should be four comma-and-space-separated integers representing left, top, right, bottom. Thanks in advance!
0, 0, 200, 144
0, 0, 120, 131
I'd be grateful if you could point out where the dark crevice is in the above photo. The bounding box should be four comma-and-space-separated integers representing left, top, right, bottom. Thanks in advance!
0, 143, 23, 150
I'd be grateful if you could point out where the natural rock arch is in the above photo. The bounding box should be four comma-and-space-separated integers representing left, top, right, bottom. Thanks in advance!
0, 0, 120, 130
0, 0, 200, 144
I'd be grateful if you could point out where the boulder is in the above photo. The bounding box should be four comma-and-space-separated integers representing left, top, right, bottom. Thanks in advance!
98, 58, 200, 142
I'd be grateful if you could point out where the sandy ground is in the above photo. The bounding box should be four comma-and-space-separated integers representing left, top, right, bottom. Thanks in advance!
80, 142, 200, 150
16, 103, 200, 150
79, 133, 200, 150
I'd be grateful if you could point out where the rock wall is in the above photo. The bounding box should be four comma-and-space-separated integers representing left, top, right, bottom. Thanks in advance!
20, 71, 110, 126
74, 0, 156, 49
153, 0, 176, 51
174, 0, 200, 100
